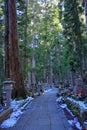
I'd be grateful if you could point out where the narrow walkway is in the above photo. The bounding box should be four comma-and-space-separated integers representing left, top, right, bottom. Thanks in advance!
3, 88, 72, 130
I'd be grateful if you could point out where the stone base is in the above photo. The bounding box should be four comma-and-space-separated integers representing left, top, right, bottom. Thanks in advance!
0, 107, 13, 124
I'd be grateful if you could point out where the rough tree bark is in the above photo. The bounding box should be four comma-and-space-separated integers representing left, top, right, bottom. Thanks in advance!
31, 52, 36, 85
50, 52, 53, 86
9, 0, 20, 90
57, 42, 61, 84
4, 0, 26, 98
23, 0, 28, 81
5, 0, 10, 78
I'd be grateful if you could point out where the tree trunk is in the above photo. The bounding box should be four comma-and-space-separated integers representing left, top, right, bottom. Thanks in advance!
50, 53, 53, 86
75, 1, 85, 75
23, 0, 28, 81
27, 59, 32, 89
84, 0, 87, 32
4, 0, 10, 78
9, 0, 20, 91
5, 0, 22, 98
31, 53, 36, 85
43, 54, 46, 82
57, 42, 61, 83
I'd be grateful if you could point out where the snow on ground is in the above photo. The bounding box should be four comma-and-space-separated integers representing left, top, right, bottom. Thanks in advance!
0, 97, 33, 128
44, 88, 52, 93
68, 119, 82, 130
56, 96, 62, 102
67, 97, 87, 127
67, 97, 87, 110
56, 97, 83, 130
60, 104, 67, 108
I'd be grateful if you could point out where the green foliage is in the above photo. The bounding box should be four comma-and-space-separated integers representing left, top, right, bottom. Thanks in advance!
65, 99, 80, 117
60, 0, 86, 74
2, 0, 87, 89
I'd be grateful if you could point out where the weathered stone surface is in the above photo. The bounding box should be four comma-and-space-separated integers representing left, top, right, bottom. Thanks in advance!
74, 76, 84, 94
0, 108, 13, 124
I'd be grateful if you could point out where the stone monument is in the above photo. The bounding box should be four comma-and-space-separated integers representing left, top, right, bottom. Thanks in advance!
3, 79, 14, 108
74, 75, 84, 95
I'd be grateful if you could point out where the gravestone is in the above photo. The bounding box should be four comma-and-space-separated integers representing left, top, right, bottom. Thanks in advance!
3, 79, 14, 108
74, 75, 84, 95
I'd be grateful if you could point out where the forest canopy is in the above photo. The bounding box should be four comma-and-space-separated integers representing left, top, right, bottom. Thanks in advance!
0, 0, 87, 97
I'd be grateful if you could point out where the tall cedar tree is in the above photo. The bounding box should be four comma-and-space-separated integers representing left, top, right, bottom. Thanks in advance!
63, 0, 84, 74
5, 0, 26, 98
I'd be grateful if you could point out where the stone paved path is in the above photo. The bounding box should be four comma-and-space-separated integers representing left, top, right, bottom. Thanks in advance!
2, 88, 72, 130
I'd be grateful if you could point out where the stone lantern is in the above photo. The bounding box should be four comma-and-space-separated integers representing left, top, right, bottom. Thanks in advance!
3, 79, 14, 108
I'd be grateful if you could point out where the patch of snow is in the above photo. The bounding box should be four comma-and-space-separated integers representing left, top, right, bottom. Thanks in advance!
10, 110, 23, 118
84, 120, 87, 125
0, 96, 33, 128
75, 121, 82, 130
68, 120, 74, 126
68, 119, 82, 130
1, 118, 18, 128
26, 97, 33, 102
44, 89, 52, 93
73, 117, 78, 124
67, 97, 87, 110
56, 96, 62, 102
60, 104, 67, 108
1, 109, 22, 128
57, 97, 82, 130
11, 99, 24, 111
65, 107, 74, 117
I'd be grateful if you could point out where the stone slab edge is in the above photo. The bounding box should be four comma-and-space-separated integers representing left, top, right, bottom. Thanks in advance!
0, 108, 13, 124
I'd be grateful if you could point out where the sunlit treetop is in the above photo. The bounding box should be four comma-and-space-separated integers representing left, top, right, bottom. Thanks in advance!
37, 0, 60, 5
